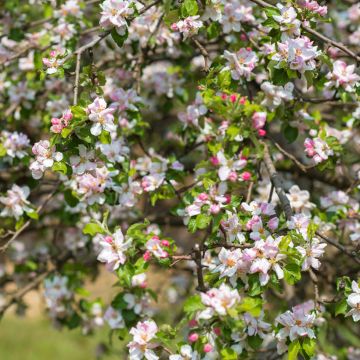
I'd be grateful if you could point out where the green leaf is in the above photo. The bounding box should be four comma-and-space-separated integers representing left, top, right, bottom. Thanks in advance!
335, 298, 348, 316
163, 9, 179, 26
111, 28, 128, 48
195, 213, 211, 230
0, 144, 6, 157
61, 127, 72, 138
284, 125, 298, 143
99, 130, 111, 144
83, 222, 104, 236
248, 334, 263, 350
26, 210, 39, 220
220, 348, 238, 360
302, 338, 315, 357
288, 340, 301, 360
52, 161, 68, 175
64, 190, 79, 207
248, 274, 262, 296
181, 0, 198, 17
239, 297, 263, 317
264, 7, 281, 18
183, 295, 205, 313
284, 263, 301, 285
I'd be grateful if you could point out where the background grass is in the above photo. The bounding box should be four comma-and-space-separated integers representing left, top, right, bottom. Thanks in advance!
0, 316, 123, 360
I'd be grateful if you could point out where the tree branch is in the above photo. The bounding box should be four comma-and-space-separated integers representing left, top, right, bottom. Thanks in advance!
261, 141, 293, 220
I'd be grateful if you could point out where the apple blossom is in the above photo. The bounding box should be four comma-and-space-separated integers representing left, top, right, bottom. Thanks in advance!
97, 229, 132, 271
0, 185, 31, 220
346, 281, 360, 322
223, 48, 258, 81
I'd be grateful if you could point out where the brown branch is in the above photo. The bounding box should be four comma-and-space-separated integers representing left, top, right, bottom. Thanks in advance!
0, 252, 71, 316
261, 141, 293, 220
193, 244, 207, 292
192, 38, 209, 72
73, 52, 81, 105
316, 231, 360, 265
246, 181, 254, 203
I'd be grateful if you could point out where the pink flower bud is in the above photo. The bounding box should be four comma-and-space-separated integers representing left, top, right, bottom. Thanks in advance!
239, 96, 246, 105
188, 333, 199, 342
50, 50, 57, 57
143, 250, 151, 262
188, 319, 198, 328
161, 251, 169, 259
213, 327, 221, 336
258, 129, 266, 137
203, 344, 213, 353
63, 110, 73, 121
221, 93, 227, 100
241, 172, 251, 181
240, 33, 247, 41
161, 240, 170, 247
170, 23, 178, 31
198, 193, 209, 201
228, 171, 238, 182
230, 94, 237, 103
140, 282, 147, 289
210, 204, 220, 214
225, 194, 231, 204
210, 156, 219, 166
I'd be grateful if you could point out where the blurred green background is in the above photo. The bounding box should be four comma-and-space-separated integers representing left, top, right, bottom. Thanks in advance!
0, 316, 121, 360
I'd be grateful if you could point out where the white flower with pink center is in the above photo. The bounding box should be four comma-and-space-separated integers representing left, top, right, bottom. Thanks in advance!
100, 0, 134, 35
219, 2, 254, 33
275, 301, 317, 354
346, 281, 360, 322
128, 320, 159, 360
199, 283, 241, 319
216, 150, 247, 181
223, 48, 258, 81
296, 238, 327, 271
145, 236, 168, 259
304, 137, 333, 164
325, 60, 360, 92
171, 16, 203, 39
260, 81, 294, 110
87, 97, 116, 136
272, 36, 320, 73
245, 236, 285, 285
298, 0, 327, 16
30, 140, 63, 179
214, 247, 243, 278
104, 306, 125, 329
287, 213, 310, 238
0, 184, 31, 220
0, 130, 30, 159
97, 229, 132, 271
70, 144, 96, 175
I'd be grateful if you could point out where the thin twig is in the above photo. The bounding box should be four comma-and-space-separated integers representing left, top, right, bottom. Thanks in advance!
192, 38, 209, 72
316, 231, 360, 265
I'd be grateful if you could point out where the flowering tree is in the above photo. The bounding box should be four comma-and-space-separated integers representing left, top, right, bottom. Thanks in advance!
0, 0, 360, 359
